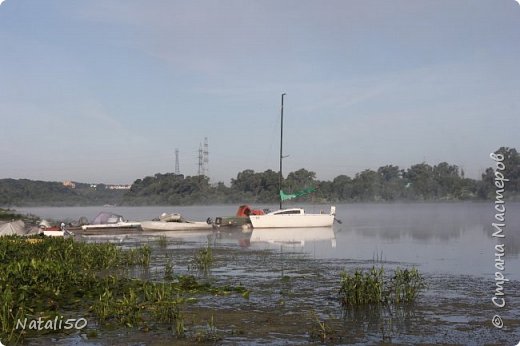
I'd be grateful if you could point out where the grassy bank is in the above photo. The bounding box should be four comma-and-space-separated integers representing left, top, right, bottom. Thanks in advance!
0, 236, 247, 344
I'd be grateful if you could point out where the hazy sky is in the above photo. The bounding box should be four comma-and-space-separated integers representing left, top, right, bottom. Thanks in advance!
1, 1, 519, 184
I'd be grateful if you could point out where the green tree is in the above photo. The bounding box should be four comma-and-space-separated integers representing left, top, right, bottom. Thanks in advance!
377, 165, 404, 200
404, 163, 435, 200
331, 175, 353, 201
351, 169, 381, 201
432, 162, 462, 199
284, 168, 317, 192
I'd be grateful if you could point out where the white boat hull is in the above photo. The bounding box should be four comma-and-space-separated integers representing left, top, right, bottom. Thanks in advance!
43, 230, 66, 237
249, 207, 335, 228
140, 221, 212, 232
81, 222, 141, 231
250, 214, 334, 228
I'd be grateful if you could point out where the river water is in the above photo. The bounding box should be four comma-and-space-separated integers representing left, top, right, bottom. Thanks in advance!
17, 202, 520, 280
15, 202, 520, 345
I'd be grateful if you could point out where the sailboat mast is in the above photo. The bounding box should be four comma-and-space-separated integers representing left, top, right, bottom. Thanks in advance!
279, 93, 286, 210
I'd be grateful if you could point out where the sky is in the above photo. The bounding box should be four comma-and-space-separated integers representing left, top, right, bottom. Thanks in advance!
0, 0, 519, 185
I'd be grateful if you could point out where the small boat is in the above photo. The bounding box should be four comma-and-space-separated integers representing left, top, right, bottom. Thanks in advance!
214, 205, 265, 228
42, 227, 67, 237
38, 221, 73, 237
81, 212, 141, 232
140, 213, 213, 232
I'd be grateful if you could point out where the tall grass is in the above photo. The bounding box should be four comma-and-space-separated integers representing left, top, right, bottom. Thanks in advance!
164, 257, 174, 281
339, 266, 425, 309
189, 246, 213, 275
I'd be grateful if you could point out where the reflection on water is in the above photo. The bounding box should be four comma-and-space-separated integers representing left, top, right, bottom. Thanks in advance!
249, 227, 336, 248
17, 202, 520, 280
333, 202, 520, 279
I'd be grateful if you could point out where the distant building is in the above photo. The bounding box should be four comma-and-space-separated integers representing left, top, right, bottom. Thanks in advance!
63, 180, 76, 189
106, 184, 131, 190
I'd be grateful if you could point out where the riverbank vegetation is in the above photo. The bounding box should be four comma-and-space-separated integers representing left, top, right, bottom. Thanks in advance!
1, 147, 518, 206
0, 208, 39, 224
339, 267, 425, 308
0, 236, 247, 344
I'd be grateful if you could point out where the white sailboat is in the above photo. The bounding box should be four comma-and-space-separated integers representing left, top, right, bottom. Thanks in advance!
249, 93, 336, 229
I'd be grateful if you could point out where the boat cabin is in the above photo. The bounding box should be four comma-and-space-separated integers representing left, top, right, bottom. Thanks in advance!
267, 208, 305, 215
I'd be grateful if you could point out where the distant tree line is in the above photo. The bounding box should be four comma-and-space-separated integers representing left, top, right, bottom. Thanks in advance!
0, 179, 126, 207
1, 147, 519, 207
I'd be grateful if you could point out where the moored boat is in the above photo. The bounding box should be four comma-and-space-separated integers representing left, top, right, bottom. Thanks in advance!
140, 213, 213, 232
36, 221, 74, 237
249, 207, 335, 229
248, 93, 337, 229
214, 205, 264, 228
81, 212, 141, 232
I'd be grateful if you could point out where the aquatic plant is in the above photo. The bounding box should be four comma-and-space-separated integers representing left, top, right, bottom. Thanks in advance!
164, 257, 174, 281
339, 266, 425, 309
0, 236, 246, 343
189, 245, 213, 275
308, 311, 342, 343
115, 288, 142, 327
92, 287, 113, 323
175, 310, 186, 338
390, 267, 425, 304
309, 313, 332, 343
339, 267, 384, 307
194, 315, 222, 343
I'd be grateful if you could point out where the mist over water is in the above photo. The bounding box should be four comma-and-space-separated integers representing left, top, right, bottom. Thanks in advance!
18, 202, 520, 280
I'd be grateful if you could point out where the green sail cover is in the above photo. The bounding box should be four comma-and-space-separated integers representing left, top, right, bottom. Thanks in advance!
280, 187, 315, 201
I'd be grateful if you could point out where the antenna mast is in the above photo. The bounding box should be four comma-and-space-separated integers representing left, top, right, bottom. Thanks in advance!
198, 143, 204, 176
279, 93, 286, 210
175, 148, 180, 174
203, 137, 209, 178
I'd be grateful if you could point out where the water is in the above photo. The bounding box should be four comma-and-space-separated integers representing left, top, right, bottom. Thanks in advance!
13, 202, 520, 344
17, 202, 520, 280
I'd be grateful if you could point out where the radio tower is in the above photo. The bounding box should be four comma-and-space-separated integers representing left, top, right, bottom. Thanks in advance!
203, 137, 209, 178
174, 148, 180, 175
198, 143, 204, 176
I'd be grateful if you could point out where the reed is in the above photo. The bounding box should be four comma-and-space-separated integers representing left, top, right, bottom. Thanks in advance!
390, 267, 425, 304
164, 257, 174, 281
92, 287, 113, 323
190, 245, 213, 275
194, 315, 222, 342
339, 266, 425, 310
309, 313, 332, 343
175, 310, 186, 338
